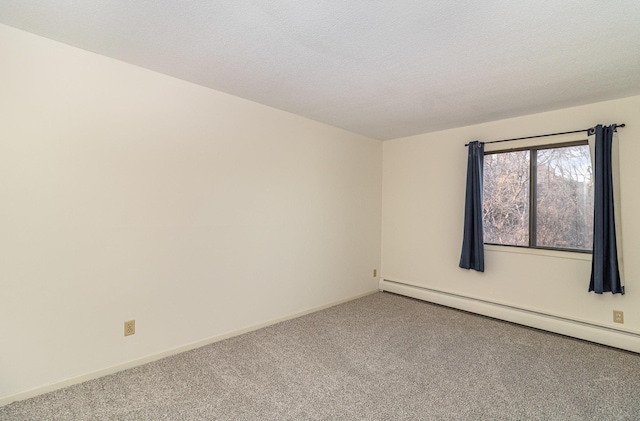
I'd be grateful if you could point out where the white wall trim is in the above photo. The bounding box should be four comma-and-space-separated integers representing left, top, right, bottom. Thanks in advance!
484, 244, 591, 261
0, 290, 378, 407
379, 279, 640, 353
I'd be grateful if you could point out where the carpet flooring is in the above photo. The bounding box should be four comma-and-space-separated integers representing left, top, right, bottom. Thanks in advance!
2, 292, 640, 420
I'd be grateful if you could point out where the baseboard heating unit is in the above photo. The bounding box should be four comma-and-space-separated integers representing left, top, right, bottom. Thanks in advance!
379, 278, 640, 353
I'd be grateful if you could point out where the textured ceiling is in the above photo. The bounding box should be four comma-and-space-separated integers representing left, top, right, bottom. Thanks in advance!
1, 1, 640, 140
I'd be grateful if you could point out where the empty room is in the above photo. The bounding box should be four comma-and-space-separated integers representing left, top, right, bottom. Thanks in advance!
2, 1, 640, 419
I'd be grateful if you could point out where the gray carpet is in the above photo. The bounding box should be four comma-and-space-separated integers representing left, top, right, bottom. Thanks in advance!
2, 292, 640, 420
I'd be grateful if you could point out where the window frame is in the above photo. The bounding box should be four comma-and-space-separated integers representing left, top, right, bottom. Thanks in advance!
483, 139, 593, 254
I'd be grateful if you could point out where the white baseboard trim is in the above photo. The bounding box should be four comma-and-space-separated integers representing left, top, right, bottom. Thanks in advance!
379, 279, 640, 353
0, 289, 378, 407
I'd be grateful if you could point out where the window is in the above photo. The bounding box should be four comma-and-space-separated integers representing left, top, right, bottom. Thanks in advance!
483, 141, 593, 252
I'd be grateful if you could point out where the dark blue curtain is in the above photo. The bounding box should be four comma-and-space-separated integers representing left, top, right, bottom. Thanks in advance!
459, 141, 485, 272
589, 124, 624, 294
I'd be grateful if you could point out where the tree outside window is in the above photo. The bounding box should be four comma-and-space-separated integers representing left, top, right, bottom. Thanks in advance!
483, 142, 593, 252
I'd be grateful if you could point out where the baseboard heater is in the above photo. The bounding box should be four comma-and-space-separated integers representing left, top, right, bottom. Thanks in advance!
379, 278, 640, 353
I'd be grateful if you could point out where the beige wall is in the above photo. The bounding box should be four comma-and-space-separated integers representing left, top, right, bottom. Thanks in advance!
0, 24, 382, 402
382, 95, 640, 345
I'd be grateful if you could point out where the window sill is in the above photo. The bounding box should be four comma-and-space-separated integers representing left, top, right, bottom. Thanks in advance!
484, 244, 591, 261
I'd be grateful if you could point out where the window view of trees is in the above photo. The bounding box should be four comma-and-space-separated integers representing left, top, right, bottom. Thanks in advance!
483, 151, 530, 246
536, 146, 593, 250
483, 143, 593, 251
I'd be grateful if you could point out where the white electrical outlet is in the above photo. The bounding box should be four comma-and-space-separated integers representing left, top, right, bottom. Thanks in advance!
613, 311, 624, 324
124, 320, 136, 336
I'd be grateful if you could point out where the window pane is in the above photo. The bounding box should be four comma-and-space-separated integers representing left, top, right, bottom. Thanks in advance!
483, 151, 530, 246
536, 145, 593, 250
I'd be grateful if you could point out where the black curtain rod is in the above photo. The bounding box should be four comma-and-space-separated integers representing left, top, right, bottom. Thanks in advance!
464, 123, 626, 147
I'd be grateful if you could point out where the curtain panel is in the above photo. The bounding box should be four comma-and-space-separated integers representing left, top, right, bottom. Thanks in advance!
588, 124, 624, 294
459, 141, 485, 272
